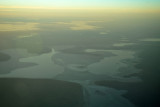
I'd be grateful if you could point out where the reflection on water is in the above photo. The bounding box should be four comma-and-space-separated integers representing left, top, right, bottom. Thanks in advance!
0, 12, 160, 107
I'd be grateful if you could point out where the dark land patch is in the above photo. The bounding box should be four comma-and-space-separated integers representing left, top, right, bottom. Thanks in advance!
0, 78, 84, 107
0, 53, 11, 62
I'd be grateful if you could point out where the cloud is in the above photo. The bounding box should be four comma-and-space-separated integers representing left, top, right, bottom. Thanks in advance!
0, 22, 39, 31
54, 21, 101, 30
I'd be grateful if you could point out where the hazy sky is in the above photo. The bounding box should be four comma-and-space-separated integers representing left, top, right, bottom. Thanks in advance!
0, 0, 160, 8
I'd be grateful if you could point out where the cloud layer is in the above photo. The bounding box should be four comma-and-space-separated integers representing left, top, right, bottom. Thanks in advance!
54, 21, 101, 30
0, 22, 39, 31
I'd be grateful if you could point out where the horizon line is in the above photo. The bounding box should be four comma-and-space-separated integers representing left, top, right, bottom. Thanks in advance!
0, 5, 160, 10
0, 6, 160, 14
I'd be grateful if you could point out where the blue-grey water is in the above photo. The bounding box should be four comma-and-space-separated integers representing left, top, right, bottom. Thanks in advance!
0, 13, 160, 107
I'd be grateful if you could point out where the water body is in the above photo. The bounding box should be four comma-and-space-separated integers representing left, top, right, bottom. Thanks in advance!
0, 49, 64, 78
0, 47, 141, 107
0, 12, 159, 107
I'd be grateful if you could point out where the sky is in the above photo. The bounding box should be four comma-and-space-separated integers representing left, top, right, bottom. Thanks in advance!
0, 0, 160, 9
